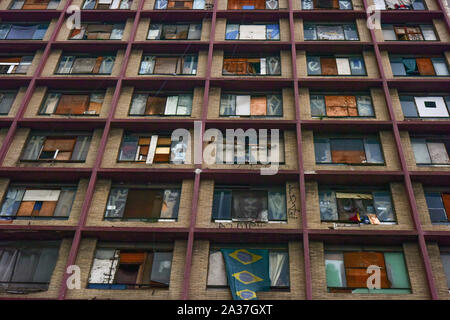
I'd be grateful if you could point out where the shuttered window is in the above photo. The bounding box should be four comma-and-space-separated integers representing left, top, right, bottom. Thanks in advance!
40, 92, 105, 115
311, 94, 374, 117
82, 0, 132, 10
104, 187, 181, 220
212, 186, 286, 222
69, 23, 125, 40
223, 55, 281, 75
220, 93, 282, 117
56, 55, 115, 74
314, 136, 384, 164
307, 56, 366, 76
129, 93, 193, 116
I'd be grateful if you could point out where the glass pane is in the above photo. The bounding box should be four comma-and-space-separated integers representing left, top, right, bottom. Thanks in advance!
420, 25, 436, 41
384, 252, 410, 289
32, 247, 59, 283
325, 252, 346, 288
99, 56, 115, 74
105, 188, 128, 218
220, 94, 235, 116
0, 92, 16, 114
269, 251, 289, 287
307, 56, 321, 75
266, 24, 280, 40
22, 135, 45, 160
432, 58, 449, 76
119, 134, 138, 161
150, 252, 172, 285
110, 24, 124, 40
382, 25, 396, 40
349, 56, 366, 75
155, 0, 168, 9
148, 24, 162, 40
399, 96, 418, 117
317, 25, 345, 40
314, 138, 331, 163
339, 0, 352, 9
212, 190, 232, 220
373, 191, 395, 222
139, 56, 155, 74
129, 94, 147, 115
71, 136, 91, 161
441, 254, 450, 288
182, 55, 197, 74
225, 24, 239, 40
53, 188, 76, 217
319, 191, 338, 221
356, 96, 374, 116
310, 95, 326, 116
267, 94, 282, 116
390, 58, 406, 76
0, 188, 25, 217
268, 190, 286, 221
177, 94, 193, 115
411, 138, 431, 164
364, 138, 384, 163
160, 189, 180, 219
343, 24, 358, 40
304, 24, 317, 41
187, 24, 202, 40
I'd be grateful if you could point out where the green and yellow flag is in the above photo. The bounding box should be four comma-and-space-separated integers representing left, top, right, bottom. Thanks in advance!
221, 248, 270, 300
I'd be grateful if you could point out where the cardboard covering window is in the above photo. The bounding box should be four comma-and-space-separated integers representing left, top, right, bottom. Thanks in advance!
122, 189, 164, 219
343, 252, 390, 289
71, 57, 97, 74
153, 57, 178, 74
320, 58, 338, 75
54, 95, 89, 115
228, 0, 266, 9
325, 96, 357, 116
41, 137, 77, 161
416, 58, 435, 75
239, 25, 266, 40
330, 139, 366, 164
235, 95, 251, 115
336, 58, 351, 75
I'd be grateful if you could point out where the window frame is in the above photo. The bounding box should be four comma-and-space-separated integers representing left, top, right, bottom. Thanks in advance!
128, 91, 194, 116
310, 92, 375, 118
222, 54, 282, 76
304, 23, 360, 41
307, 55, 367, 76
55, 54, 116, 75
138, 54, 198, 75
147, 22, 203, 40
38, 91, 105, 116
225, 22, 281, 41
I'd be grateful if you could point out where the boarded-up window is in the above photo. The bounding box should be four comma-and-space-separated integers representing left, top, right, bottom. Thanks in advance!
56, 55, 115, 74
223, 56, 281, 75
140, 55, 197, 75
82, 0, 132, 9
129, 93, 193, 116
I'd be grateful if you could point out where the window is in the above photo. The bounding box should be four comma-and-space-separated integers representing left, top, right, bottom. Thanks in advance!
220, 93, 282, 117
228, 0, 279, 9
225, 23, 280, 40
325, 247, 411, 294
129, 93, 192, 116
223, 55, 281, 75
400, 95, 450, 118
373, 0, 426, 10
69, 24, 125, 40
304, 23, 358, 41
411, 137, 450, 165
139, 55, 198, 75
0, 91, 17, 115
310, 94, 374, 117
0, 241, 60, 293
39, 92, 105, 116
425, 192, 450, 223
390, 56, 449, 76
307, 56, 366, 76
212, 186, 287, 222
302, 0, 353, 10
440, 251, 450, 289
207, 247, 289, 288
104, 187, 181, 221
382, 24, 437, 41
148, 23, 202, 40
314, 136, 384, 165
0, 56, 33, 74
216, 132, 285, 164
88, 245, 173, 289
0, 24, 48, 40
118, 133, 188, 164
0, 185, 76, 219
10, 0, 60, 9
21, 133, 92, 162
82, 0, 132, 9
154, 0, 206, 9
56, 55, 115, 75
319, 187, 396, 223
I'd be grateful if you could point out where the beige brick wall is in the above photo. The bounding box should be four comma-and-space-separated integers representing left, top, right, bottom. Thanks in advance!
302, 130, 401, 172
66, 238, 187, 300
0, 128, 8, 147
211, 50, 292, 78
24, 86, 114, 118
115, 86, 203, 119
101, 128, 196, 169
413, 182, 450, 232
85, 178, 193, 228
428, 242, 450, 299
300, 87, 389, 120
2, 128, 102, 168
57, 19, 133, 41
310, 241, 431, 299
189, 240, 305, 299
0, 238, 72, 299
42, 50, 124, 77
306, 181, 415, 230
126, 49, 208, 77
202, 130, 298, 171
0, 178, 88, 227
196, 180, 302, 228
207, 87, 295, 120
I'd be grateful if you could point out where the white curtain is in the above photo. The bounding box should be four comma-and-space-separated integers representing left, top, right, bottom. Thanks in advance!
269, 252, 287, 286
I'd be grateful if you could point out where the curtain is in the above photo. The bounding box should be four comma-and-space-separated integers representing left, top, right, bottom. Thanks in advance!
220, 94, 236, 116
402, 58, 418, 75
207, 251, 228, 286
212, 190, 232, 220
269, 252, 287, 287
267, 56, 280, 75
268, 190, 286, 220
232, 190, 267, 221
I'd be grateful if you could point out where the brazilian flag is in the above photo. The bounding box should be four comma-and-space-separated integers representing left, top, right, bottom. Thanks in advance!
221, 248, 270, 300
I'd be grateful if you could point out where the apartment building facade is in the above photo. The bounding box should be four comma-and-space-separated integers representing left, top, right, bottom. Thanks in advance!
0, 0, 449, 300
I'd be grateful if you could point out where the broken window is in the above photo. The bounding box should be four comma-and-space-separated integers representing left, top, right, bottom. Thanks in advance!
207, 247, 289, 288
411, 137, 450, 165
304, 23, 358, 41
382, 24, 437, 41
56, 55, 116, 74
425, 191, 450, 224
104, 187, 181, 221
148, 23, 202, 40
223, 55, 281, 75
374, 0, 425, 10
0, 241, 59, 293
10, 0, 61, 9
390, 56, 450, 76
220, 93, 282, 117
139, 55, 197, 75
69, 23, 125, 40
225, 23, 280, 40
310, 94, 374, 117
0, 56, 33, 74
325, 247, 411, 294
302, 0, 353, 9
0, 24, 48, 40
82, 0, 131, 9
0, 185, 76, 219
307, 55, 366, 76
0, 92, 17, 115
129, 93, 192, 116
118, 133, 188, 164
400, 95, 450, 118
319, 187, 396, 223
314, 136, 384, 164
228, 0, 278, 9
21, 132, 92, 162
39, 92, 104, 116
88, 245, 173, 289
212, 186, 286, 222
